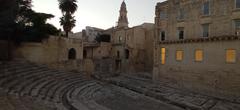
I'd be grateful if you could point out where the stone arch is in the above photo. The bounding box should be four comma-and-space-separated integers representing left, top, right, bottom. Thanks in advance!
68, 48, 76, 60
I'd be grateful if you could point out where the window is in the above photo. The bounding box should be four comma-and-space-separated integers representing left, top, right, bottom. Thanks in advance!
178, 27, 184, 39
235, 20, 240, 35
160, 11, 167, 20
202, 24, 209, 37
119, 36, 122, 42
203, 1, 210, 15
178, 8, 185, 20
160, 31, 166, 41
176, 50, 183, 61
161, 48, 166, 64
226, 49, 236, 63
195, 50, 203, 62
236, 0, 240, 9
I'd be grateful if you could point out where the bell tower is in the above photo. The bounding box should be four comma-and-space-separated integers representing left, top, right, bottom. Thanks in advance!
117, 0, 129, 28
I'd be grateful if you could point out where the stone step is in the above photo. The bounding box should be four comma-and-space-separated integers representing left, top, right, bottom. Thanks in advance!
30, 73, 75, 97
45, 76, 85, 101
38, 74, 83, 99
53, 79, 91, 103
84, 84, 102, 100
20, 76, 55, 96
6, 69, 51, 93
39, 80, 60, 98
80, 84, 102, 101
66, 88, 90, 110
76, 82, 98, 99
0, 66, 46, 87
32, 80, 56, 97
61, 84, 79, 110
0, 66, 35, 80
11, 71, 58, 94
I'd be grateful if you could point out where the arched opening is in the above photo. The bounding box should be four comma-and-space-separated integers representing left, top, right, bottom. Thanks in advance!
117, 51, 120, 58
68, 48, 76, 60
83, 49, 87, 58
125, 49, 129, 59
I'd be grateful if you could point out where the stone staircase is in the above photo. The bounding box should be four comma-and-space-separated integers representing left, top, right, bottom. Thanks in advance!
104, 75, 240, 110
0, 60, 104, 110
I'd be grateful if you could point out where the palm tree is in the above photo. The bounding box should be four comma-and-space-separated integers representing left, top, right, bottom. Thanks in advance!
58, 0, 78, 37
60, 13, 76, 37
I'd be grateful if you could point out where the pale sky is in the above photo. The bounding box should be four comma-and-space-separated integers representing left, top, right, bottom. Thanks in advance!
32, 0, 165, 32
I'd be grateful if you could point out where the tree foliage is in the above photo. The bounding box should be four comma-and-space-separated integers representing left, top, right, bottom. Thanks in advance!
58, 0, 78, 37
0, 0, 17, 40
0, 0, 60, 42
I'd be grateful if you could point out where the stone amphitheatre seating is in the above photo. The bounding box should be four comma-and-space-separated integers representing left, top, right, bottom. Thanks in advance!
105, 74, 240, 110
0, 59, 104, 110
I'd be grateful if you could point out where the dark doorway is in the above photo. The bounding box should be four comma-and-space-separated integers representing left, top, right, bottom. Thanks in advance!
117, 51, 120, 58
125, 49, 129, 59
68, 48, 76, 60
83, 49, 87, 58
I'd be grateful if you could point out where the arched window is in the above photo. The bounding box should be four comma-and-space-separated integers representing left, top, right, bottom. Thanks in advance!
68, 48, 76, 60
125, 49, 129, 59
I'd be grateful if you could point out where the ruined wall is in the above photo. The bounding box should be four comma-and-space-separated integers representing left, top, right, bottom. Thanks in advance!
14, 36, 84, 71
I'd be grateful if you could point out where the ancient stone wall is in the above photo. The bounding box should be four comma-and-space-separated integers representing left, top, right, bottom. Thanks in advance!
13, 36, 84, 71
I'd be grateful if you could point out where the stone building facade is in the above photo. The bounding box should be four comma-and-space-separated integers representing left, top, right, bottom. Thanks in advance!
153, 0, 240, 101
111, 1, 154, 73
10, 1, 155, 76
80, 1, 155, 74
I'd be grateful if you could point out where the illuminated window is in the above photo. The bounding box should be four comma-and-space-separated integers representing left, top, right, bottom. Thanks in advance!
161, 48, 166, 64
226, 49, 236, 63
195, 50, 203, 62
176, 50, 183, 61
